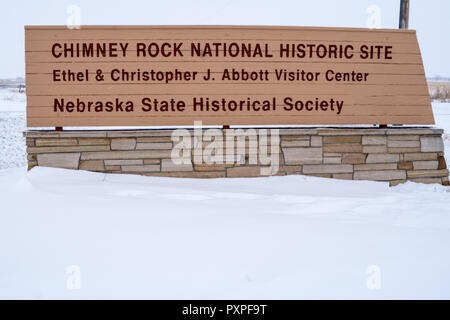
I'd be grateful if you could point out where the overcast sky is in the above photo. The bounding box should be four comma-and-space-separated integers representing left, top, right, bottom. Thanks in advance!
1, 0, 448, 79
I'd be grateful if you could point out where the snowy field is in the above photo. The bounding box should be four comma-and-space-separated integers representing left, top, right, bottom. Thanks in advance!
0, 88, 449, 299
0, 88, 26, 169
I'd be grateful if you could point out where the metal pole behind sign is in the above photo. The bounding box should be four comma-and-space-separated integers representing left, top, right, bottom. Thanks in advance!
399, 0, 410, 29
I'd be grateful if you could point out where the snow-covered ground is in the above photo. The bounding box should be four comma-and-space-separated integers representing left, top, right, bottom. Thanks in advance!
0, 88, 449, 299
433, 102, 450, 159
0, 88, 27, 169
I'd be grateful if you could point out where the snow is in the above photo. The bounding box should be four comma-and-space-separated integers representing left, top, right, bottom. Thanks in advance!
0, 88, 450, 299
0, 167, 449, 299
0, 88, 26, 170
432, 102, 450, 158
0, 87, 26, 113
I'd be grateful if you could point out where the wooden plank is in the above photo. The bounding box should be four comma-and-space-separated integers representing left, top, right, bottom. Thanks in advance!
25, 84, 429, 96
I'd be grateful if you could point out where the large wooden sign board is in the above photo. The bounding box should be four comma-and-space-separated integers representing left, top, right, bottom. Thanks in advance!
25, 25, 434, 127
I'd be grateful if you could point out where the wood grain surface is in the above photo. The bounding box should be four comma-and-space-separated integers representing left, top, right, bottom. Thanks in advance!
25, 25, 434, 127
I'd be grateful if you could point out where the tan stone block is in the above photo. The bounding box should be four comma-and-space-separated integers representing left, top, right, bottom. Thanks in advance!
387, 135, 419, 141
78, 138, 110, 145
278, 165, 302, 173
194, 163, 229, 171
438, 156, 447, 169
28, 162, 37, 171
324, 152, 341, 157
121, 165, 160, 172
387, 140, 420, 148
303, 164, 353, 174
214, 147, 263, 155
107, 130, 174, 138
413, 160, 439, 170
388, 147, 421, 153
142, 171, 226, 178
57, 131, 107, 138
37, 153, 80, 170
26, 138, 35, 147
303, 173, 333, 178
323, 144, 362, 153
79, 160, 104, 171
310, 136, 323, 147
161, 159, 193, 172
387, 128, 442, 135
104, 159, 143, 165
332, 173, 353, 180
366, 153, 399, 163
111, 138, 136, 150
35, 138, 78, 147
362, 145, 388, 153
232, 154, 282, 166
201, 135, 229, 142
227, 166, 269, 177
354, 163, 397, 171
420, 136, 444, 152
342, 153, 366, 164
81, 150, 171, 160
362, 136, 386, 145
143, 159, 160, 165
354, 170, 406, 181
403, 153, 438, 161
397, 162, 413, 170
137, 137, 173, 143
280, 129, 318, 135
283, 147, 322, 164
105, 165, 121, 171
281, 135, 310, 140
28, 145, 109, 154
323, 135, 361, 144
22, 131, 74, 138
319, 129, 385, 136
136, 142, 173, 150
324, 157, 341, 164
281, 140, 310, 147
407, 169, 449, 178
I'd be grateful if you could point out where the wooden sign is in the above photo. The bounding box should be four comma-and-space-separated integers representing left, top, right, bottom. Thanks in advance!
25, 25, 434, 127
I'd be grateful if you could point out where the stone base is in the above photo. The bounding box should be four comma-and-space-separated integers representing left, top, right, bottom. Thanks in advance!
24, 127, 449, 186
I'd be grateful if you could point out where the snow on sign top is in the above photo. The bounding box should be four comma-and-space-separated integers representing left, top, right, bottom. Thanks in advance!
25, 25, 434, 127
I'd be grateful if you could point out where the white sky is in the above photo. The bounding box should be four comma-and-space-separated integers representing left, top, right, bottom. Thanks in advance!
1, 0, 449, 78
